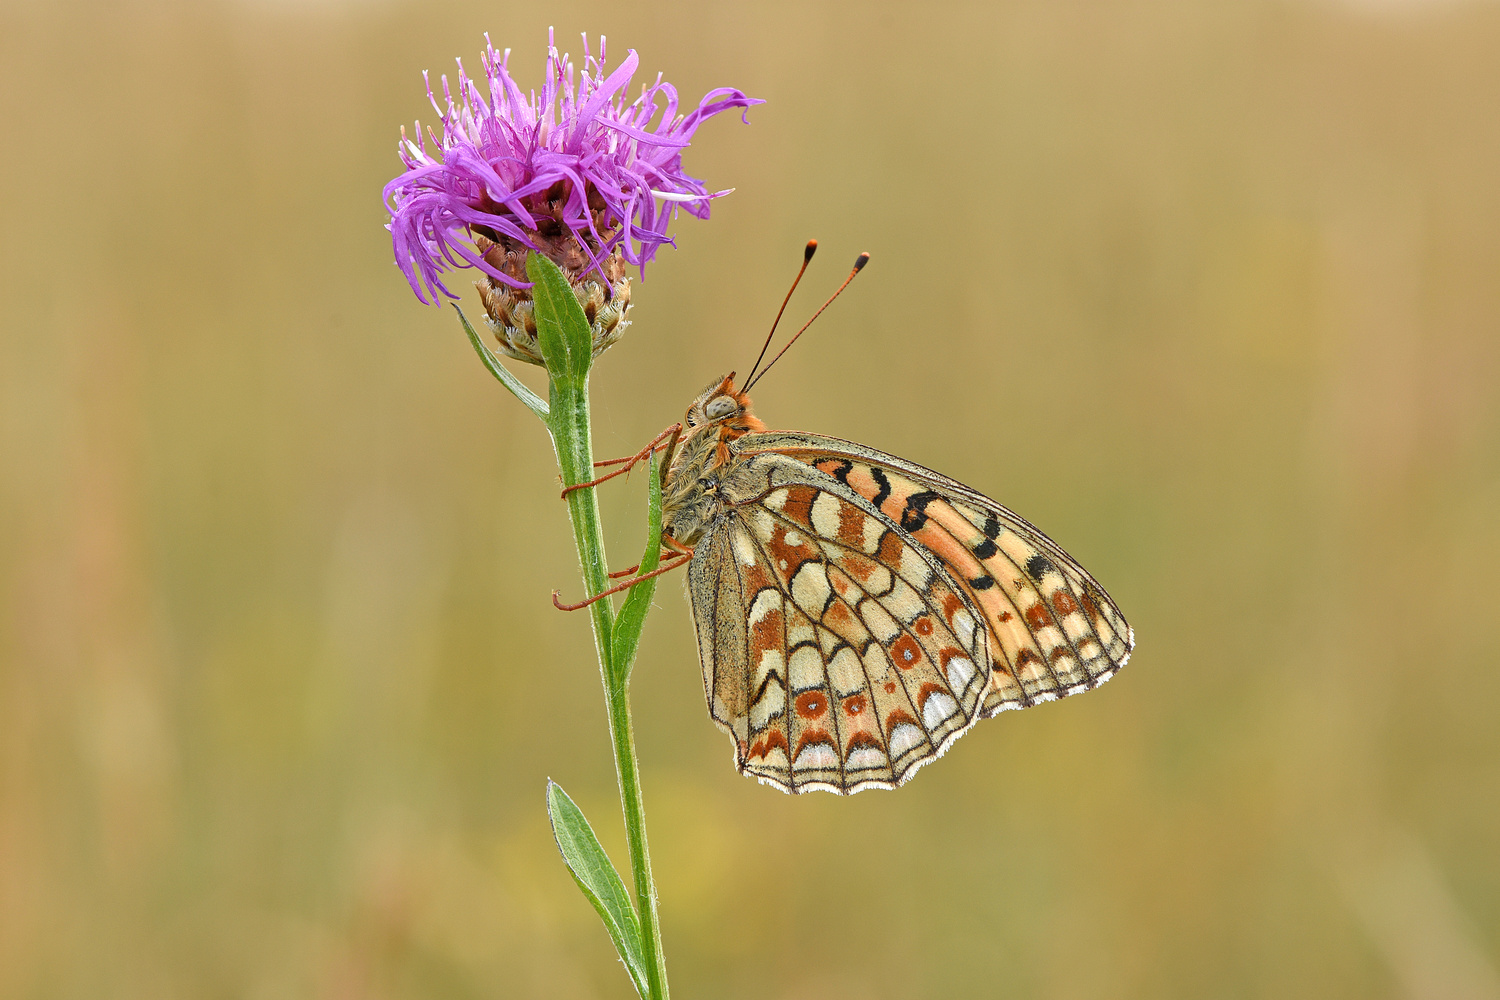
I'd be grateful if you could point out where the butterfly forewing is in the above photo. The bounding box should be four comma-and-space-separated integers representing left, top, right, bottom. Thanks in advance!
687, 453, 991, 793
735, 431, 1134, 718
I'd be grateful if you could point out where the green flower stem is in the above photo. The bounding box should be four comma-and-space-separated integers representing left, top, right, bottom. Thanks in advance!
529, 254, 669, 1000
551, 383, 667, 1000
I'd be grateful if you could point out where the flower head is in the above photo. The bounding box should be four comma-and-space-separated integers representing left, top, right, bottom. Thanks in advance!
385, 31, 761, 318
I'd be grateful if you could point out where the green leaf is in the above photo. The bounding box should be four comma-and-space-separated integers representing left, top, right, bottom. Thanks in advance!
611, 451, 664, 685
526, 252, 595, 382
452, 305, 549, 420
547, 781, 650, 998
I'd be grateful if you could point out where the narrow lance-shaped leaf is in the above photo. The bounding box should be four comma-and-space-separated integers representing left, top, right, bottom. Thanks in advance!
547, 780, 650, 998
611, 451, 665, 685
526, 252, 596, 382
526, 251, 614, 643
453, 304, 549, 420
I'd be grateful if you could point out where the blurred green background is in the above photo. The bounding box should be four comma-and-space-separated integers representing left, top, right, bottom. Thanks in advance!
3, 0, 1499, 997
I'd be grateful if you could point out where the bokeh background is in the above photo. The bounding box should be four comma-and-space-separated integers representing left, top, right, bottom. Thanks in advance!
3, 0, 1499, 997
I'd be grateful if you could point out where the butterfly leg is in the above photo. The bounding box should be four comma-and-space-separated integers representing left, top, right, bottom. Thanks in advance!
560, 423, 682, 498
661, 535, 695, 558
551, 546, 694, 611
603, 539, 689, 578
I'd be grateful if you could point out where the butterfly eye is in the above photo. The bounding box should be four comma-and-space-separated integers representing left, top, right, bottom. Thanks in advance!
704, 395, 737, 419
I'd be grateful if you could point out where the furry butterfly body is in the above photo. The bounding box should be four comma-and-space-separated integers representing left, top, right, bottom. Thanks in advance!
658, 375, 1134, 795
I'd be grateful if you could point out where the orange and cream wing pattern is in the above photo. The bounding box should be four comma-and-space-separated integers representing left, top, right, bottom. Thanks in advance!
738, 431, 1134, 717
687, 453, 991, 793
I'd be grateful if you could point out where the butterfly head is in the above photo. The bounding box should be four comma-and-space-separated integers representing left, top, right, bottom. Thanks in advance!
659, 374, 767, 548
682, 373, 766, 439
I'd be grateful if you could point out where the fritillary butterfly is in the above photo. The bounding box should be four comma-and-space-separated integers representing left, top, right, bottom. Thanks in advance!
643, 371, 1134, 795
562, 247, 1134, 794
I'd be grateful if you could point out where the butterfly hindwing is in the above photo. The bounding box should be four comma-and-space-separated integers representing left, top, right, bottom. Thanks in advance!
735, 432, 1134, 717
687, 452, 991, 793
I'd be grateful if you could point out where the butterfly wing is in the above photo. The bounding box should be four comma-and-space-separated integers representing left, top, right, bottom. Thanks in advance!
735, 431, 1134, 716
687, 451, 993, 794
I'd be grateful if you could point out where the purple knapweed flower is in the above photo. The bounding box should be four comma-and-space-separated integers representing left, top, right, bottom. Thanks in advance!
385, 31, 761, 365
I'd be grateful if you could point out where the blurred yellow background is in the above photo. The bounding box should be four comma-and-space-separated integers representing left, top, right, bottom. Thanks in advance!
3, 0, 1499, 997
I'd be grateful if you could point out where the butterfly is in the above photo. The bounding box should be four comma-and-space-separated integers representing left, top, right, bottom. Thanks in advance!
563, 247, 1133, 794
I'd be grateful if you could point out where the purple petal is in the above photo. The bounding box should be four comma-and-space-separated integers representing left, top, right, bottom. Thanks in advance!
385, 33, 762, 304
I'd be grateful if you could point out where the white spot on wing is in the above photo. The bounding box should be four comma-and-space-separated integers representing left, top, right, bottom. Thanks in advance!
899, 547, 933, 588
810, 492, 842, 539
750, 683, 785, 728
747, 507, 776, 537
827, 646, 864, 696
731, 527, 758, 568
755, 649, 784, 684
845, 746, 888, 770
945, 656, 975, 692
922, 690, 958, 728
953, 608, 976, 646
794, 742, 838, 770
889, 723, 925, 757
855, 559, 893, 596
788, 645, 824, 690
755, 745, 788, 769
860, 645, 892, 684
748, 589, 780, 627
790, 561, 831, 616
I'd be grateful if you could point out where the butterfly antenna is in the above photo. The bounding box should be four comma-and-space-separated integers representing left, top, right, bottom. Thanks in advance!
743, 239, 818, 389
744, 251, 869, 392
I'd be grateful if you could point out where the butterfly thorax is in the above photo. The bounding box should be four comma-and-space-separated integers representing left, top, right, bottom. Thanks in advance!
661, 374, 765, 547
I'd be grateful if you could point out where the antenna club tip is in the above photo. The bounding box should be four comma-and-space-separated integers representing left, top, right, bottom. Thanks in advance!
853, 252, 870, 271
804, 240, 818, 260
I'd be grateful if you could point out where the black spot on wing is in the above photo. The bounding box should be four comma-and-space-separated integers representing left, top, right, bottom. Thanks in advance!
972, 537, 999, 560
969, 574, 996, 590
899, 491, 943, 533
982, 514, 1002, 539
869, 468, 892, 511
1026, 554, 1055, 581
